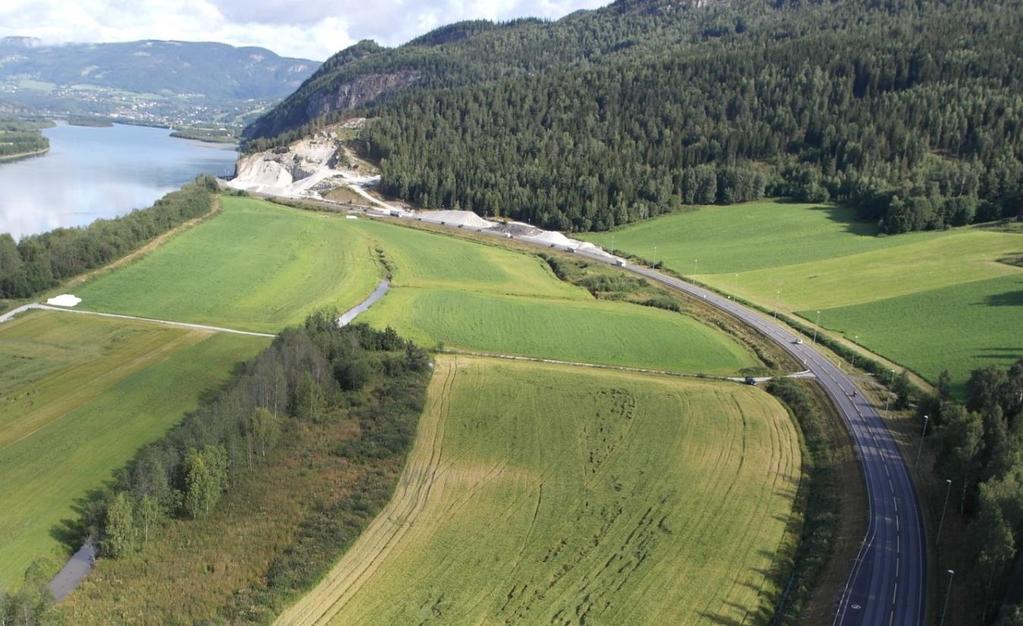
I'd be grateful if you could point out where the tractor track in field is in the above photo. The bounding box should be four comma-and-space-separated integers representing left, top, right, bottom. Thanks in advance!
275, 357, 458, 626
352, 203, 925, 626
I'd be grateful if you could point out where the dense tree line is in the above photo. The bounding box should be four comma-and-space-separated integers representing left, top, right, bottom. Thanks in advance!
90, 315, 427, 622
918, 360, 1023, 623
2, 316, 430, 624
248, 0, 1023, 233
90, 315, 429, 561
0, 116, 49, 157
0, 176, 217, 299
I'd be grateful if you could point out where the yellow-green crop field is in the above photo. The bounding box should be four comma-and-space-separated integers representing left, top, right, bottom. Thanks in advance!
277, 356, 801, 626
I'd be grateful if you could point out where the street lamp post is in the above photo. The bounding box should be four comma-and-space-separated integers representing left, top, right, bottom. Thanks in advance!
884, 369, 895, 414
915, 415, 929, 466
812, 310, 821, 344
774, 289, 780, 319
937, 478, 953, 546
939, 569, 955, 626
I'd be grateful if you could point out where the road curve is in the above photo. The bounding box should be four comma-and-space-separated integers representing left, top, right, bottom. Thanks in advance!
237, 193, 927, 624
364, 207, 926, 625
613, 259, 927, 626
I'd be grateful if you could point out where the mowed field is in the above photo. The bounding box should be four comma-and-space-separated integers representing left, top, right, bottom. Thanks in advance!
75, 196, 380, 333
278, 356, 801, 626
0, 311, 266, 590
72, 197, 758, 374
346, 217, 760, 374
585, 201, 1023, 386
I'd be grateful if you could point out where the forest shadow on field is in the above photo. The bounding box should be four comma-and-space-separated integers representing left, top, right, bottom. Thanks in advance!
49, 486, 109, 554
983, 288, 1023, 307
976, 348, 1023, 361
805, 204, 880, 237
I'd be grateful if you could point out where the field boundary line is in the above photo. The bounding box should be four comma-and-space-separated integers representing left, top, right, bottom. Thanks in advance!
439, 348, 814, 384
2, 304, 275, 338
274, 356, 458, 625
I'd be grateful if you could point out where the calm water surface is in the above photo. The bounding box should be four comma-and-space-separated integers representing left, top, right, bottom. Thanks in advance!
0, 123, 237, 239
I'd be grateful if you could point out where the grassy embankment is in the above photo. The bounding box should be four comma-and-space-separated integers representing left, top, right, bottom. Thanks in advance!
278, 355, 801, 626
583, 200, 1023, 391
0, 310, 266, 590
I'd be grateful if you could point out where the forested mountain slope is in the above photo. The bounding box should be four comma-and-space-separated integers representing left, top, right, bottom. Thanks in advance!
246, 0, 1023, 233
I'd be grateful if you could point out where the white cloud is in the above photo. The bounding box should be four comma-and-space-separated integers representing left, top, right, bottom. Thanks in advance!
0, 0, 609, 60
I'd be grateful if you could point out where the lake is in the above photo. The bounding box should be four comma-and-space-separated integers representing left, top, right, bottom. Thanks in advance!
0, 122, 237, 239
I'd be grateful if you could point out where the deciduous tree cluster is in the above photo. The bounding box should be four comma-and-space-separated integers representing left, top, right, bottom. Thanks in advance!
919, 360, 1023, 623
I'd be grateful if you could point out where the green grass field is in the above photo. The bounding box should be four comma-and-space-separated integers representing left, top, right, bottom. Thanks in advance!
809, 274, 1023, 391
350, 218, 584, 300
361, 288, 757, 374
582, 200, 941, 274
75, 196, 381, 333
341, 215, 758, 374
277, 356, 800, 626
70, 196, 762, 374
0, 311, 267, 590
87, 195, 754, 374
586, 200, 1023, 385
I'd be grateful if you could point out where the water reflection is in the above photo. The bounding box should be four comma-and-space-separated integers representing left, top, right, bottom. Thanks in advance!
0, 122, 237, 240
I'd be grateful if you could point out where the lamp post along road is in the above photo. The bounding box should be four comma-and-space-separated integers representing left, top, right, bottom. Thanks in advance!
914, 415, 929, 466
939, 569, 955, 626
937, 478, 953, 547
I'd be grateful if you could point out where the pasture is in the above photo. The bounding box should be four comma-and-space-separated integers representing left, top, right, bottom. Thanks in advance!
582, 200, 939, 274
0, 311, 266, 590
589, 201, 1023, 384
277, 356, 801, 626
75, 196, 380, 333
345, 214, 759, 374
811, 274, 1023, 392
360, 288, 758, 374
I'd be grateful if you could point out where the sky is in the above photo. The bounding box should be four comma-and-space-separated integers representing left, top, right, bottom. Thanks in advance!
0, 0, 609, 61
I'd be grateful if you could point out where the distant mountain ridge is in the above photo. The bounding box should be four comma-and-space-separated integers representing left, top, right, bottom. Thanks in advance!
0, 39, 319, 102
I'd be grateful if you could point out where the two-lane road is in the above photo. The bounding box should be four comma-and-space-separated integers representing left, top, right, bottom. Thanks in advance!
309, 199, 928, 624
619, 261, 927, 626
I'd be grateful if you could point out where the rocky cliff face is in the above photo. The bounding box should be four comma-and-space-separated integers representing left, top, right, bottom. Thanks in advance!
304, 71, 420, 121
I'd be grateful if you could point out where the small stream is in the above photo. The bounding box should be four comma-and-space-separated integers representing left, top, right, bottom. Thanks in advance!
48, 540, 95, 601
337, 280, 390, 327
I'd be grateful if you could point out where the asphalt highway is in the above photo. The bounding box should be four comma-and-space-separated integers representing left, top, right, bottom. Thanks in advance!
619, 260, 927, 626
294, 197, 928, 625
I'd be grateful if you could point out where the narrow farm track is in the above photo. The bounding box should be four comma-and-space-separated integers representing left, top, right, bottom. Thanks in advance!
0, 304, 275, 337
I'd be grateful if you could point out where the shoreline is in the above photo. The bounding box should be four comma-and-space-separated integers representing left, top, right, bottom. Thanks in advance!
0, 147, 48, 163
